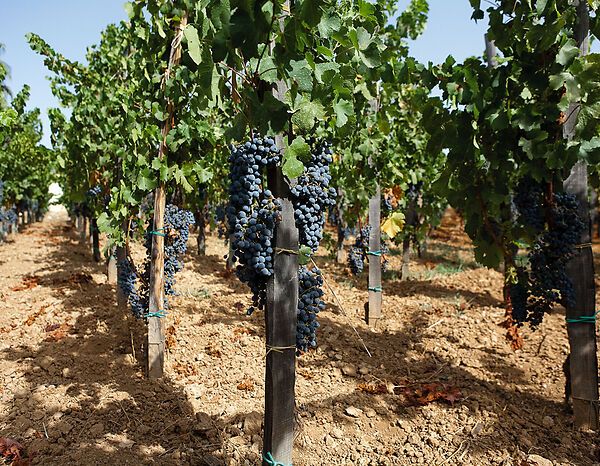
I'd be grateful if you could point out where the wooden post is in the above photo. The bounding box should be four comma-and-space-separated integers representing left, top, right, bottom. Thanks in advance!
263, 143, 298, 466
563, 0, 599, 431
91, 217, 101, 262
196, 209, 206, 255
147, 14, 187, 379
401, 198, 417, 280
366, 185, 382, 325
262, 8, 298, 459
80, 216, 88, 244
335, 197, 346, 264
107, 248, 118, 284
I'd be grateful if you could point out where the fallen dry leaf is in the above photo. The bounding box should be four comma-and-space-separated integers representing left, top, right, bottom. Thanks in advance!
12, 275, 39, 292
0, 437, 29, 465
356, 382, 388, 395
237, 378, 255, 391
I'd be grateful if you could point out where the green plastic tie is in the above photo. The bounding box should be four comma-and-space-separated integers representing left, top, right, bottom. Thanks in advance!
366, 250, 382, 256
149, 229, 166, 237
566, 312, 597, 324
368, 286, 383, 292
146, 310, 168, 318
263, 452, 292, 466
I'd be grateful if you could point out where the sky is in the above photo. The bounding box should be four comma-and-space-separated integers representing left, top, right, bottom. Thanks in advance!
0, 1, 487, 147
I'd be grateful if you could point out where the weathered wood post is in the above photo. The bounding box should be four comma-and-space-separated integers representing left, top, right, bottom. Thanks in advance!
563, 0, 599, 431
262, 3, 298, 463
91, 217, 101, 262
147, 14, 187, 379
366, 185, 382, 325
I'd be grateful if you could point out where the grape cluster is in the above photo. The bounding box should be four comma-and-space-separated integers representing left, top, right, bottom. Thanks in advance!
512, 191, 584, 327
118, 204, 195, 318
290, 140, 336, 351
81, 185, 102, 218
296, 266, 325, 352
214, 204, 228, 239
382, 195, 393, 213
347, 225, 389, 275
406, 182, 423, 202
4, 209, 17, 224
117, 257, 146, 318
161, 204, 195, 298
291, 141, 336, 251
514, 179, 545, 231
227, 135, 281, 315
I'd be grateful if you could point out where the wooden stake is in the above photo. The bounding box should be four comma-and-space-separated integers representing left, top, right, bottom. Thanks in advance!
80, 217, 88, 244
91, 217, 101, 262
563, 0, 599, 431
263, 157, 298, 466
262, 8, 298, 457
196, 207, 206, 255
147, 14, 187, 379
107, 248, 118, 284
366, 185, 382, 325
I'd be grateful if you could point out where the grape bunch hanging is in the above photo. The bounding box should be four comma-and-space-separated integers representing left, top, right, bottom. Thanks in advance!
226, 136, 336, 352
510, 181, 584, 327
347, 225, 389, 275
291, 140, 336, 352
118, 204, 195, 318
226, 135, 281, 315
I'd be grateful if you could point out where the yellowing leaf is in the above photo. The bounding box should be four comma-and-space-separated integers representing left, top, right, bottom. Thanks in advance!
381, 212, 405, 239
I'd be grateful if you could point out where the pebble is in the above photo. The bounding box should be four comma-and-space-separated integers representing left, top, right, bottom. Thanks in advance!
345, 406, 363, 418
470, 421, 484, 436
542, 416, 554, 428
341, 365, 357, 377
89, 422, 105, 437
527, 454, 553, 466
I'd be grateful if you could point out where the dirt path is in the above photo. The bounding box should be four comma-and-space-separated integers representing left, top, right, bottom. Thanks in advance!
1, 209, 599, 465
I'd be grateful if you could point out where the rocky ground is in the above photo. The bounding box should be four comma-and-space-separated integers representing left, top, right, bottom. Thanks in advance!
0, 207, 599, 465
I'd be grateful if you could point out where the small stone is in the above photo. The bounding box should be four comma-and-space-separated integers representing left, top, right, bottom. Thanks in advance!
364, 408, 376, 418
62, 368, 72, 379
137, 424, 151, 435
470, 421, 484, 436
344, 406, 363, 418
527, 454, 553, 466
331, 428, 344, 439
89, 422, 104, 437
358, 366, 370, 375
332, 367, 342, 377
39, 356, 54, 371
341, 365, 357, 377
542, 416, 554, 428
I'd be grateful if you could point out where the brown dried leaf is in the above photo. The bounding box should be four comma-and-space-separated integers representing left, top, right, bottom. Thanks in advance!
24, 305, 48, 326
205, 345, 221, 358
12, 275, 39, 292
44, 323, 71, 342
356, 382, 388, 395
172, 362, 197, 377
237, 378, 255, 391
298, 368, 314, 380
0, 437, 28, 463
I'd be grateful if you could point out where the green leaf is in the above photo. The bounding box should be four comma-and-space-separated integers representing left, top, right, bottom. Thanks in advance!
291, 100, 325, 132
556, 40, 580, 66
333, 99, 353, 127
298, 245, 312, 266
282, 137, 309, 179
183, 25, 202, 65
